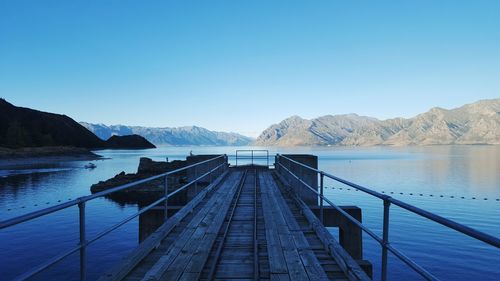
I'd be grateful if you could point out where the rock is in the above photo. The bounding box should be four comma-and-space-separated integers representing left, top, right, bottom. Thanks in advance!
137, 157, 189, 174
90, 157, 192, 205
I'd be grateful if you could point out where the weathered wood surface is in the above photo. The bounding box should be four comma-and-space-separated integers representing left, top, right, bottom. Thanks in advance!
200, 170, 257, 280
274, 171, 371, 281
140, 172, 243, 281
98, 168, 368, 281
260, 172, 329, 281
98, 171, 230, 281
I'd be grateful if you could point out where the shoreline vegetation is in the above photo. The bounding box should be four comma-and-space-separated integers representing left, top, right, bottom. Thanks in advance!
0, 146, 102, 159
0, 146, 103, 169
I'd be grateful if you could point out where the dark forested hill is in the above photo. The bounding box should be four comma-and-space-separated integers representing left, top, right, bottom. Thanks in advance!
0, 99, 104, 148
0, 99, 155, 149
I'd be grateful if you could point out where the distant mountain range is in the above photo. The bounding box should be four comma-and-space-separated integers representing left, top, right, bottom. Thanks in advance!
0, 99, 155, 149
80, 123, 254, 146
3, 98, 498, 149
255, 99, 500, 146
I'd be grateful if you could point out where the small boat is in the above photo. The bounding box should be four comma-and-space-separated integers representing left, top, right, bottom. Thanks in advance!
84, 163, 97, 169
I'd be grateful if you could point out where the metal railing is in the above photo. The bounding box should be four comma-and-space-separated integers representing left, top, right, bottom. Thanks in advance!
0, 154, 228, 281
275, 154, 500, 281
235, 150, 269, 167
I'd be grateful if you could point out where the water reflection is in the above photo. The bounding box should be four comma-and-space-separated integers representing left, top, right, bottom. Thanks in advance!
139, 208, 164, 243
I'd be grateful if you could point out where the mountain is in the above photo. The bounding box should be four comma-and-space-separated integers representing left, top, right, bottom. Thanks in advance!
0, 99, 155, 149
255, 99, 500, 146
80, 123, 254, 146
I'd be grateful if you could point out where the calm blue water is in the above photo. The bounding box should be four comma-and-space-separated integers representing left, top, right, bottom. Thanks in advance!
0, 146, 499, 281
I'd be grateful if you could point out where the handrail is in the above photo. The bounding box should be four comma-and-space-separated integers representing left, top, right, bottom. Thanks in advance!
275, 154, 500, 281
0, 154, 228, 281
0, 155, 226, 229
277, 154, 500, 247
235, 150, 269, 167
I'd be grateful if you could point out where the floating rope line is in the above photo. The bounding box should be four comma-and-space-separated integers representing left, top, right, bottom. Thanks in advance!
326, 186, 499, 202
3, 189, 500, 212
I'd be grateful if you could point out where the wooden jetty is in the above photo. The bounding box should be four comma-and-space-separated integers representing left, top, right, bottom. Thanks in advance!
99, 165, 370, 281
3, 150, 498, 281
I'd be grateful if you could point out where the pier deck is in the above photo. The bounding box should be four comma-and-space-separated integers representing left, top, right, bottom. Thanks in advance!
99, 167, 370, 281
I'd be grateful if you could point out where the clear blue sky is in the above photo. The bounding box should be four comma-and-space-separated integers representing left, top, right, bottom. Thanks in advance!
1, 1, 499, 137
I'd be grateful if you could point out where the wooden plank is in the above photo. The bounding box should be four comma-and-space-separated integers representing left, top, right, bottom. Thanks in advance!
212, 263, 254, 279
177, 272, 197, 281
278, 233, 310, 281
270, 273, 291, 281
273, 171, 371, 281
260, 173, 311, 281
98, 170, 230, 281
178, 182, 242, 278
261, 173, 309, 280
161, 213, 219, 281
260, 173, 288, 274
140, 172, 242, 281
263, 173, 329, 281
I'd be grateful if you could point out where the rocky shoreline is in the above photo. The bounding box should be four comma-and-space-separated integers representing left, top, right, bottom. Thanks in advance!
90, 155, 225, 206
90, 157, 192, 205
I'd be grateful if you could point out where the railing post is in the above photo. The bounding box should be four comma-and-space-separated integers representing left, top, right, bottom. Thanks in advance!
381, 198, 391, 281
216, 158, 220, 178
164, 176, 169, 221
297, 164, 302, 199
209, 161, 213, 183
78, 201, 87, 281
274, 155, 283, 175
320, 172, 324, 224
287, 159, 293, 187
279, 156, 281, 174
224, 155, 228, 172
195, 166, 198, 190
251, 150, 254, 165
274, 154, 283, 174
276, 155, 279, 174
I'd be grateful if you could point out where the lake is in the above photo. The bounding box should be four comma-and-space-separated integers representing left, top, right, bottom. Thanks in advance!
0, 145, 499, 280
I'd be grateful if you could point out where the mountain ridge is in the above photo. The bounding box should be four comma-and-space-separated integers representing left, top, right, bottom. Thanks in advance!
255, 99, 500, 146
80, 122, 254, 146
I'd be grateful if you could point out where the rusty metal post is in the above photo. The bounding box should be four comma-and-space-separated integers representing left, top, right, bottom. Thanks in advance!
78, 201, 87, 281
381, 199, 391, 281
320, 172, 324, 224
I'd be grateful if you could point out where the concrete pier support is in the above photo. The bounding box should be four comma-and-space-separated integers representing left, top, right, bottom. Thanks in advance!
311, 206, 363, 259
